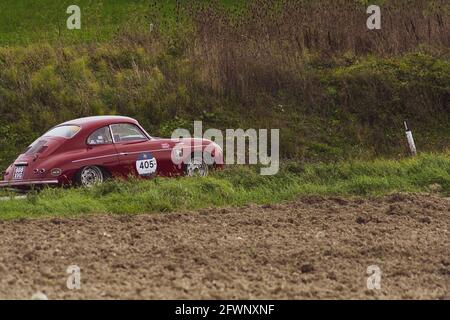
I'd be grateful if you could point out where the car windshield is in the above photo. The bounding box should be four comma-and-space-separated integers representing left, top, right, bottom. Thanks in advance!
43, 125, 81, 139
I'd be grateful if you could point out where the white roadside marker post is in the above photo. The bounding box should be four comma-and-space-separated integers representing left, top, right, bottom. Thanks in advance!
404, 121, 417, 156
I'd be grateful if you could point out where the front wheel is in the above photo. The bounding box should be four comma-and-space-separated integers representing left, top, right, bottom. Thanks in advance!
75, 166, 104, 187
184, 155, 209, 177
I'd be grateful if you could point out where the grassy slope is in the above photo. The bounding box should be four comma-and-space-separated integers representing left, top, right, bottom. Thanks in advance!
0, 1, 448, 220
0, 42, 448, 169
0, 0, 242, 45
0, 1, 448, 169
0, 0, 154, 45
0, 153, 449, 220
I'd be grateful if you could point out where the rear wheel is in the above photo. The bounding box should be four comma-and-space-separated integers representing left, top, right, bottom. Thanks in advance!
184, 154, 209, 177
76, 166, 104, 187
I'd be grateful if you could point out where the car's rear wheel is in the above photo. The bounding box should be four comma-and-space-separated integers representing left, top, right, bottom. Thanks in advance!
185, 154, 209, 177
76, 166, 104, 187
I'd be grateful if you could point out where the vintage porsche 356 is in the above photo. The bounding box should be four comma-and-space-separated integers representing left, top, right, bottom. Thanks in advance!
0, 116, 223, 188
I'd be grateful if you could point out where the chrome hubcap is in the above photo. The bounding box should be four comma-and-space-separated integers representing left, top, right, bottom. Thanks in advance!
186, 157, 208, 177
81, 166, 103, 187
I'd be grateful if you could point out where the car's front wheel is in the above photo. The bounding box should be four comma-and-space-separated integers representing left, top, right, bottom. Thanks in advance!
76, 166, 104, 187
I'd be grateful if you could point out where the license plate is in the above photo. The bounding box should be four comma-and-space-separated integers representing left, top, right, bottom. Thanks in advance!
13, 166, 25, 180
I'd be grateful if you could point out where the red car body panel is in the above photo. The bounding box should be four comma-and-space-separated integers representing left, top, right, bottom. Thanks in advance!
0, 116, 223, 189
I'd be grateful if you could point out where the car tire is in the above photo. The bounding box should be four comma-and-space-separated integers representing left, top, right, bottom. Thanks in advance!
75, 166, 104, 187
184, 153, 209, 177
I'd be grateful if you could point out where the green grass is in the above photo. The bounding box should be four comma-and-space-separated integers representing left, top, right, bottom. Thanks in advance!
0, 0, 243, 46
0, 0, 152, 45
0, 152, 448, 220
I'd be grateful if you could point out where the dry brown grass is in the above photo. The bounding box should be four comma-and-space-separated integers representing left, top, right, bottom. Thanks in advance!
186, 0, 449, 101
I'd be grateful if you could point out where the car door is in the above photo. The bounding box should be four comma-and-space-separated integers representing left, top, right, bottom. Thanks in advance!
82, 126, 121, 176
110, 123, 168, 178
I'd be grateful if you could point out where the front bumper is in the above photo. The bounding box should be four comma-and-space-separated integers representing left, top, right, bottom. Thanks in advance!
0, 179, 59, 188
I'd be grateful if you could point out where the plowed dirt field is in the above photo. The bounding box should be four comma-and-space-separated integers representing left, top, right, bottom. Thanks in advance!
0, 193, 448, 299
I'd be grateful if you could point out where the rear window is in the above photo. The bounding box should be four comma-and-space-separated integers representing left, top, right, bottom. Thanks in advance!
25, 140, 47, 155
44, 125, 81, 139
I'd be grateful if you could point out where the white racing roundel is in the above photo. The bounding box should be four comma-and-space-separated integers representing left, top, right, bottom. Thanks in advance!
136, 152, 157, 176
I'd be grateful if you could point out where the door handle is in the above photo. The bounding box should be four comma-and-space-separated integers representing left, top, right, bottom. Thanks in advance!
119, 152, 128, 156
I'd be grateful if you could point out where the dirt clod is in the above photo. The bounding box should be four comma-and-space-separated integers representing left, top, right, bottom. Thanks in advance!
300, 264, 315, 273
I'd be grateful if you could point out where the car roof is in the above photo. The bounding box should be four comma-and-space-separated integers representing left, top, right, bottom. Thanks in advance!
59, 116, 138, 128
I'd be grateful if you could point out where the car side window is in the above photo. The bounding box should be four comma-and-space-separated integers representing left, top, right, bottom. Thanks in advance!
87, 126, 113, 145
110, 123, 147, 143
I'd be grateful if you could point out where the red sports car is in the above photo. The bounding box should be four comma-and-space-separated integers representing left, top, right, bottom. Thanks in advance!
0, 116, 223, 188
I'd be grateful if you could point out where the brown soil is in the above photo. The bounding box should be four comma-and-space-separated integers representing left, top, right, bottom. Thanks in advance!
0, 193, 448, 299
